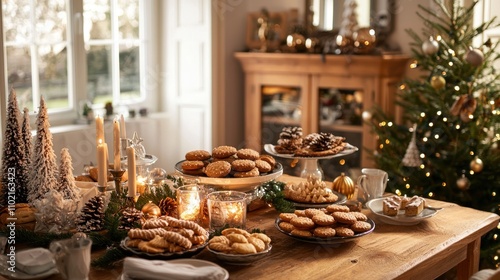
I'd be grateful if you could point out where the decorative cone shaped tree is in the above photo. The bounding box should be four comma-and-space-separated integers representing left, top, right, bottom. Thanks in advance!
368, 0, 500, 269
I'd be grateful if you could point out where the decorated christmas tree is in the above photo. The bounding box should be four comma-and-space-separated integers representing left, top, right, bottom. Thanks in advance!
28, 96, 58, 204
368, 0, 500, 268
56, 148, 80, 201
1, 89, 29, 205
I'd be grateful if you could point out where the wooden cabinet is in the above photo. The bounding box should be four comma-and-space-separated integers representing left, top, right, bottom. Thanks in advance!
235, 52, 409, 170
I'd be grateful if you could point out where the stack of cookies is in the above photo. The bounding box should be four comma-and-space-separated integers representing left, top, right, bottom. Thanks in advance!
277, 204, 372, 238
283, 177, 339, 204
181, 146, 277, 178
274, 126, 347, 157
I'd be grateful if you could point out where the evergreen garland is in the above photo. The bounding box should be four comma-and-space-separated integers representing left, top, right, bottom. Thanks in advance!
257, 180, 295, 213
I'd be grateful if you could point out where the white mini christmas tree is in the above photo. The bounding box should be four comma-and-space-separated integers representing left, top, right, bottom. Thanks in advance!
21, 108, 33, 172
28, 96, 58, 204
56, 148, 81, 201
338, 0, 359, 39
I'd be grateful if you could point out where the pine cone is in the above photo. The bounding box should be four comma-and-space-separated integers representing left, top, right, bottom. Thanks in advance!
77, 195, 105, 232
277, 127, 303, 151
304, 132, 337, 151
119, 207, 143, 230
158, 197, 178, 217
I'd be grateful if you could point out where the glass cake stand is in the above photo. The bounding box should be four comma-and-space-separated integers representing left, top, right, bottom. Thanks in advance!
263, 144, 358, 180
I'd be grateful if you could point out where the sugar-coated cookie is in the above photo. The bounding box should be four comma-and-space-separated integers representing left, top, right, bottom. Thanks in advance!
278, 221, 295, 233
236, 148, 260, 160
279, 212, 297, 222
313, 227, 336, 238
259, 155, 276, 169
205, 161, 231, 178
254, 159, 272, 173
331, 212, 357, 225
290, 216, 315, 230
326, 204, 350, 213
231, 159, 256, 172
233, 167, 259, 178
181, 160, 205, 170
185, 150, 211, 161
350, 221, 372, 233
212, 145, 237, 159
290, 229, 313, 237
335, 226, 355, 237
312, 214, 336, 226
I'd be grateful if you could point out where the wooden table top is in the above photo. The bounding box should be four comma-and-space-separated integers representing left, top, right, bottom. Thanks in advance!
1, 175, 498, 280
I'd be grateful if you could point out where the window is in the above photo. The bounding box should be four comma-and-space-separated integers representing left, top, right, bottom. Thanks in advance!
1, 0, 148, 123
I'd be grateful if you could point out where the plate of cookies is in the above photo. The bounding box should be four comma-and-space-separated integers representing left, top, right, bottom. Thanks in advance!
275, 205, 375, 245
264, 143, 358, 159
206, 228, 272, 265
365, 196, 439, 226
175, 146, 283, 191
283, 177, 347, 208
120, 216, 209, 258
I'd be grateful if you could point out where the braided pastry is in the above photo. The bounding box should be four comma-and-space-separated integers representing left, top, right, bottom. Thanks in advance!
147, 235, 184, 252
138, 240, 165, 254
128, 228, 168, 240
162, 231, 192, 249
142, 218, 169, 229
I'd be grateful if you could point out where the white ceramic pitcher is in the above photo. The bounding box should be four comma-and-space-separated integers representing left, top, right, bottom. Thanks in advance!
357, 168, 388, 200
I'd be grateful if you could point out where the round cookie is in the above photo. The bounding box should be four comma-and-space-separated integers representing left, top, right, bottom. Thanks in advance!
294, 209, 307, 217
312, 214, 336, 226
290, 216, 315, 230
181, 160, 205, 170
259, 155, 276, 169
326, 204, 351, 213
331, 212, 357, 225
205, 161, 231, 178
350, 221, 372, 233
290, 229, 312, 237
254, 159, 272, 173
182, 168, 205, 176
278, 221, 295, 233
212, 146, 237, 159
351, 212, 368, 221
231, 159, 256, 172
335, 226, 355, 237
185, 150, 211, 161
279, 212, 297, 222
233, 167, 259, 178
212, 155, 237, 164
237, 148, 260, 160
305, 208, 325, 218
314, 227, 336, 238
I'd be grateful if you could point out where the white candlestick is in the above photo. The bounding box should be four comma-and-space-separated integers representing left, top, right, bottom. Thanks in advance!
96, 115, 104, 145
113, 119, 121, 170
127, 146, 137, 197
120, 114, 127, 139
97, 141, 107, 187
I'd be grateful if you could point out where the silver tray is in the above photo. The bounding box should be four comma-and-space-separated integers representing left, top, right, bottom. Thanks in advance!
274, 217, 375, 245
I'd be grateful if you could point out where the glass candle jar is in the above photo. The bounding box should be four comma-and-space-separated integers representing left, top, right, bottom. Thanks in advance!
207, 191, 247, 231
176, 184, 203, 222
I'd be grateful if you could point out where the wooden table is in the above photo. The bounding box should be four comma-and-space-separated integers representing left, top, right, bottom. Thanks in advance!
2, 175, 498, 280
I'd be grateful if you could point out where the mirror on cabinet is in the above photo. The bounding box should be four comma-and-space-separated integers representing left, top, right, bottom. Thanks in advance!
305, 0, 395, 41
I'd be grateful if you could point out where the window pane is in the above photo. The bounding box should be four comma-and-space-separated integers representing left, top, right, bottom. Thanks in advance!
6, 46, 33, 111
38, 43, 69, 109
87, 45, 112, 104
119, 45, 140, 100
84, 0, 111, 40
117, 0, 139, 39
35, 0, 67, 43
2, 0, 32, 42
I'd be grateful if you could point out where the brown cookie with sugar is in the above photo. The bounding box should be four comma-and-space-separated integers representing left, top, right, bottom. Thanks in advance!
231, 159, 256, 172
212, 146, 237, 159
236, 148, 260, 160
185, 150, 211, 161
254, 159, 272, 173
205, 161, 231, 178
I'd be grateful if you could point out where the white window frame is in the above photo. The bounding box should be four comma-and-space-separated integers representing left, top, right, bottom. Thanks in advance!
0, 0, 159, 127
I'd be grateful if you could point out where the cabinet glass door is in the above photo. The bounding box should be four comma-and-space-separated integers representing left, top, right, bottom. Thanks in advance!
317, 88, 363, 180
261, 85, 302, 177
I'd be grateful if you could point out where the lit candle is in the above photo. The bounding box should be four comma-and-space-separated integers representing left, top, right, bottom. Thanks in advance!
95, 115, 104, 145
127, 146, 136, 197
177, 185, 201, 222
120, 114, 127, 139
113, 119, 121, 170
136, 175, 147, 194
97, 141, 107, 187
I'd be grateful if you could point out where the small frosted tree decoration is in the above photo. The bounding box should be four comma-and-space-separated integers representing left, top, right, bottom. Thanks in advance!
28, 96, 58, 204
1, 89, 29, 205
56, 148, 81, 202
338, 0, 359, 40
21, 108, 33, 173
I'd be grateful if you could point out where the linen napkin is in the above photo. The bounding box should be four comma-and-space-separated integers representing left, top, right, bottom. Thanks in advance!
122, 257, 227, 280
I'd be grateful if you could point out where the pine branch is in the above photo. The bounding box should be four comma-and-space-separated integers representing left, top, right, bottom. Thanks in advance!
91, 246, 126, 269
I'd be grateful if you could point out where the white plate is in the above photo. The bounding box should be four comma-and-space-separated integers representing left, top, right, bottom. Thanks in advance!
175, 161, 283, 192
365, 197, 440, 225
0, 264, 58, 280
120, 259, 229, 280
264, 143, 358, 160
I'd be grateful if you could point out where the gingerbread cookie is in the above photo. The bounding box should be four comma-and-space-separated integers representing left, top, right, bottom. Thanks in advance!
279, 212, 297, 222
351, 212, 368, 221
304, 208, 326, 218
331, 212, 357, 225
259, 155, 276, 169
313, 227, 336, 238
311, 214, 336, 226
212, 146, 237, 159
290, 229, 313, 237
205, 161, 231, 178
254, 159, 272, 173
278, 221, 295, 233
233, 167, 259, 178
334, 226, 355, 237
350, 221, 372, 233
185, 150, 211, 161
231, 159, 256, 172
326, 204, 350, 213
181, 160, 205, 170
236, 148, 260, 160
290, 216, 315, 230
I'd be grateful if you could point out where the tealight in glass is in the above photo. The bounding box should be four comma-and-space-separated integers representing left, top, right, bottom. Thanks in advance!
176, 184, 203, 222
207, 191, 247, 231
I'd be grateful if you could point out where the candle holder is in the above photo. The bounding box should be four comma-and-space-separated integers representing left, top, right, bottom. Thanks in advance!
207, 191, 247, 231
97, 184, 108, 194
126, 195, 139, 208
177, 184, 203, 223
109, 169, 126, 194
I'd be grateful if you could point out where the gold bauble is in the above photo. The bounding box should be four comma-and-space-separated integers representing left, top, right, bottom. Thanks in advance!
141, 201, 161, 219
456, 175, 470, 190
353, 28, 376, 54
332, 172, 355, 199
470, 157, 484, 173
430, 76, 446, 90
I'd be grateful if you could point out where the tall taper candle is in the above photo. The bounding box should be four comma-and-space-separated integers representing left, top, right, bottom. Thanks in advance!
96, 115, 104, 145
127, 146, 137, 197
120, 114, 127, 139
97, 141, 107, 187
113, 119, 121, 170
